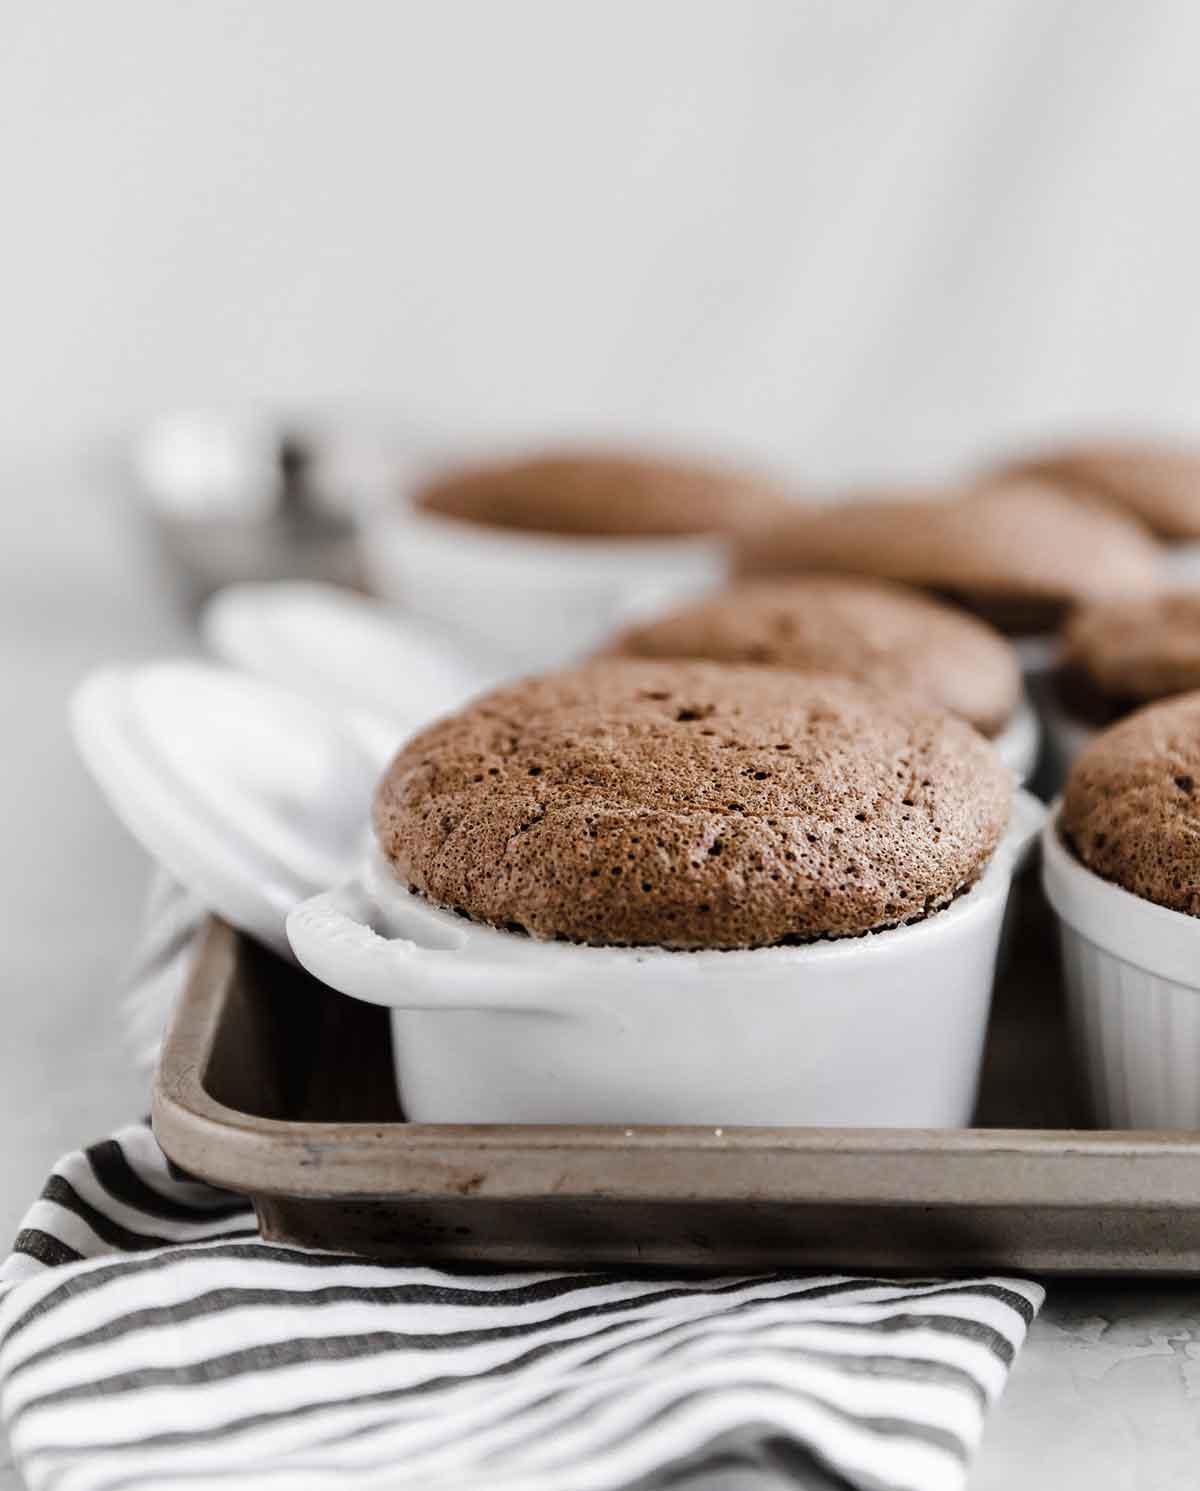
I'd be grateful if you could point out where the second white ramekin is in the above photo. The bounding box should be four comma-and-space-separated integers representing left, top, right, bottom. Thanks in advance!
1164, 540, 1200, 586
1034, 682, 1097, 798
993, 691, 1040, 786
357, 473, 732, 670
288, 792, 1044, 1128
1042, 807, 1200, 1128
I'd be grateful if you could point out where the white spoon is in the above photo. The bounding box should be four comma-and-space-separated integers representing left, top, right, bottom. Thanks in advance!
70, 661, 390, 958
201, 581, 510, 741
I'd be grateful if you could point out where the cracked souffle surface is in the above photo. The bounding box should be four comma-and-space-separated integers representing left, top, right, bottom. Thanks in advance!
1061, 692, 1200, 916
374, 659, 1012, 949
605, 574, 1021, 738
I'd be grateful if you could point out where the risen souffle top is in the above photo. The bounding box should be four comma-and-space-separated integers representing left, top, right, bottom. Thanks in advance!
375, 659, 1012, 949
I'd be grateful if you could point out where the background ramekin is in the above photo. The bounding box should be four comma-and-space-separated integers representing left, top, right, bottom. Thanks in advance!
1034, 680, 1097, 798
287, 791, 1044, 1128
993, 691, 1040, 785
1011, 633, 1061, 678
1164, 540, 1200, 585
1042, 806, 1200, 1128
355, 447, 735, 669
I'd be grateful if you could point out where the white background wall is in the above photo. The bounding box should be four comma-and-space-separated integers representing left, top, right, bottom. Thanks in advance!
5, 0, 1200, 491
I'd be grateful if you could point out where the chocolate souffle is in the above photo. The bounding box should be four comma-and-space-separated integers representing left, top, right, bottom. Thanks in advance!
1055, 592, 1200, 727
416, 450, 788, 540
1060, 692, 1200, 917
737, 479, 1163, 634
374, 660, 1011, 950
605, 574, 1021, 739
1002, 438, 1200, 542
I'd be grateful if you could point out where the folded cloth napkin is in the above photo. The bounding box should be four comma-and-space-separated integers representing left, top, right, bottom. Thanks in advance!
0, 884, 1043, 1491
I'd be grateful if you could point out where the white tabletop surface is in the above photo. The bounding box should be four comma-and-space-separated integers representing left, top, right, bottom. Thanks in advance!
0, 465, 1191, 1490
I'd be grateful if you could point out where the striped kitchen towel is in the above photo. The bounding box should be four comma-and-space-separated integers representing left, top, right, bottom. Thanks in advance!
0, 1120, 1042, 1491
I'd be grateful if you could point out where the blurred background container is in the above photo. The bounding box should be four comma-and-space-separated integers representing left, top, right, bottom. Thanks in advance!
129, 411, 369, 606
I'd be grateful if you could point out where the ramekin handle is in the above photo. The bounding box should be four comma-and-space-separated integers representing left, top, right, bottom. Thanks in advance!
285, 883, 563, 1014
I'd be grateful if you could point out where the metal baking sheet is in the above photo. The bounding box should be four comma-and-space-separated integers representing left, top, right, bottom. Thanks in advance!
152, 878, 1200, 1274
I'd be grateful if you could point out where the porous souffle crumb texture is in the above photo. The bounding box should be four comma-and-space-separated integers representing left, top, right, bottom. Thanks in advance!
375, 659, 1012, 949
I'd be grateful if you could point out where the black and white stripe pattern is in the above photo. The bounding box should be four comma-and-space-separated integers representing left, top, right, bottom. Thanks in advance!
0, 1122, 1042, 1491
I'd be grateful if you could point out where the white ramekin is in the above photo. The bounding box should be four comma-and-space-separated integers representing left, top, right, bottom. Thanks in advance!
356, 457, 732, 669
1164, 540, 1200, 586
1011, 633, 1061, 678
993, 691, 1040, 786
1042, 807, 1200, 1129
287, 792, 1044, 1128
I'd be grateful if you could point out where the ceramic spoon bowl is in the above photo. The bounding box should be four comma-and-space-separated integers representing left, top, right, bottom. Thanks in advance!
71, 661, 390, 957
202, 581, 506, 746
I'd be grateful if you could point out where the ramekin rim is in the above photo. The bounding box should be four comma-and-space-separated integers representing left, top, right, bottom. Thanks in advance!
1041, 801, 1200, 986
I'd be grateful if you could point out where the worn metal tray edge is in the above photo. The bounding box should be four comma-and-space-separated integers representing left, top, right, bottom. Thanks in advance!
153, 920, 1200, 1224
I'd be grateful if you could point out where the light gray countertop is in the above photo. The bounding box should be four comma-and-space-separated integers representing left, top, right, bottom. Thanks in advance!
0, 465, 1192, 1490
